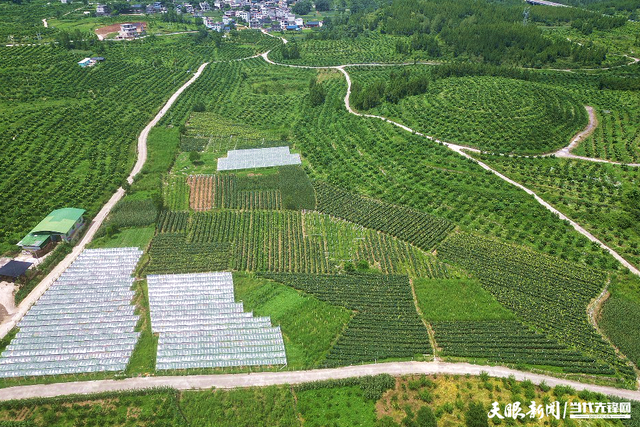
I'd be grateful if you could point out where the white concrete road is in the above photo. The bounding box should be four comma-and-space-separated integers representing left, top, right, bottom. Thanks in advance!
1, 361, 639, 401
0, 63, 210, 340
128, 61, 209, 185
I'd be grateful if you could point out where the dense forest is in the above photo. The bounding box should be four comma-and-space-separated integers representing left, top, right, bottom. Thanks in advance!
308, 0, 628, 67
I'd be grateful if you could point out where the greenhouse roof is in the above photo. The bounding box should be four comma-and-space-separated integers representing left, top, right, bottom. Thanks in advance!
29, 208, 85, 234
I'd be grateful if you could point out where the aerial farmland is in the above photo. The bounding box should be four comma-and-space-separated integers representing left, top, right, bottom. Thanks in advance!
0, 0, 639, 424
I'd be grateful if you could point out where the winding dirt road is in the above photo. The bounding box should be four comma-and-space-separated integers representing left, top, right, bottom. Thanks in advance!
261, 44, 640, 275
1, 361, 639, 401
333, 63, 640, 275
551, 106, 640, 167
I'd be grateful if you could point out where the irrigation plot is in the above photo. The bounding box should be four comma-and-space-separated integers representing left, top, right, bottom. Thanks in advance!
147, 272, 287, 370
0, 248, 142, 378
217, 146, 301, 171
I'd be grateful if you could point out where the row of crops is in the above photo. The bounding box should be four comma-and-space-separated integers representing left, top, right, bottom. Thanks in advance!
145, 232, 231, 274
152, 209, 446, 278
437, 232, 636, 381
259, 273, 431, 366
315, 181, 455, 252
186, 175, 282, 211
154, 210, 329, 274
433, 320, 615, 375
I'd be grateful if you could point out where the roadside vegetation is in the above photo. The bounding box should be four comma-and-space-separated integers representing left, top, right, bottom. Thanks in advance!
0, 375, 637, 426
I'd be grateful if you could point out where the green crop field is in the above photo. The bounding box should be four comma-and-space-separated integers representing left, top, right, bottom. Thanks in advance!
259, 273, 431, 366
572, 93, 640, 163
0, 31, 279, 256
438, 232, 635, 381
414, 278, 514, 322
270, 33, 436, 66
233, 273, 353, 368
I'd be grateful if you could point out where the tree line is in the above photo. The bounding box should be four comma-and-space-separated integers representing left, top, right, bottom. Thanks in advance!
311, 0, 614, 67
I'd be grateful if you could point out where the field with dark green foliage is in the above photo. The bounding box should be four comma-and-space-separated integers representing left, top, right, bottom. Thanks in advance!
0, 31, 278, 256
438, 232, 636, 381
133, 42, 638, 383
162, 58, 611, 267
259, 273, 431, 365
475, 155, 640, 269
349, 68, 588, 154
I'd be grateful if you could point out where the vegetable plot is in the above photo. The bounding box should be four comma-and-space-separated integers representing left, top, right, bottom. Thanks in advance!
438, 232, 635, 381
315, 181, 455, 252
260, 273, 431, 366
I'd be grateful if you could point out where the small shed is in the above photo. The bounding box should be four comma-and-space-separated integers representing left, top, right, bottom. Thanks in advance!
0, 261, 32, 282
78, 58, 92, 67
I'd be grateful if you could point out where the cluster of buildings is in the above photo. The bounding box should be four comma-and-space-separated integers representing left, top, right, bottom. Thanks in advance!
94, 0, 322, 33
201, 1, 323, 32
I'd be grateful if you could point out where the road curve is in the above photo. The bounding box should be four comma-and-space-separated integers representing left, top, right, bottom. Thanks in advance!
0, 63, 210, 340
550, 106, 640, 167
1, 361, 638, 401
260, 49, 640, 274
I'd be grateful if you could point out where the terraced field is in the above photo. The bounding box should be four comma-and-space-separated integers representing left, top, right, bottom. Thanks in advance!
350, 71, 588, 154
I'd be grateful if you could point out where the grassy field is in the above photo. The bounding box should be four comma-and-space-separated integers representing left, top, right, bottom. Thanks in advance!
233, 273, 353, 369
414, 278, 514, 322
125, 280, 158, 376
180, 386, 299, 426
296, 385, 376, 427
89, 227, 156, 250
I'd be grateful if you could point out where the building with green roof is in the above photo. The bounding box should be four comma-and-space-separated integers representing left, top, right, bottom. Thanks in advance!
18, 208, 86, 254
